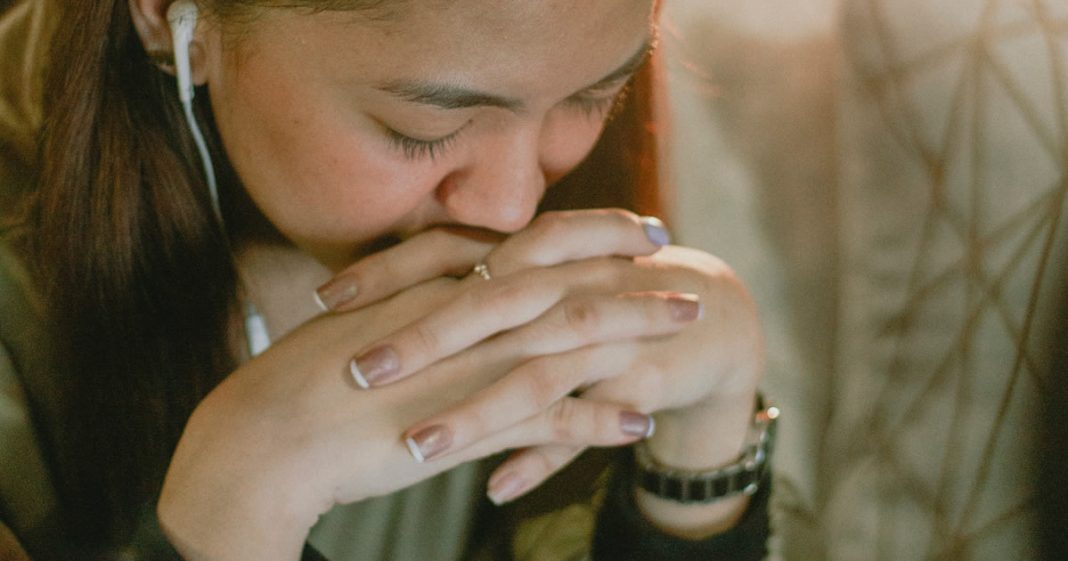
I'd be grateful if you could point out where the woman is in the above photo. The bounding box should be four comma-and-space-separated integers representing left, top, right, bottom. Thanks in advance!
0, 0, 769, 559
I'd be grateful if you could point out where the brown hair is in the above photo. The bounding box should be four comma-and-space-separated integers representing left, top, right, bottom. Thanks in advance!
29, 0, 662, 551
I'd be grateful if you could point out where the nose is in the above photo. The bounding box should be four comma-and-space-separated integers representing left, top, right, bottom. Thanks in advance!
436, 129, 546, 233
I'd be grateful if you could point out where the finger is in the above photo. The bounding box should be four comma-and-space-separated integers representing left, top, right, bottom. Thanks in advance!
494, 290, 702, 357
350, 286, 702, 389
314, 227, 500, 313
482, 209, 671, 279
437, 397, 653, 467
486, 445, 586, 505
402, 343, 637, 461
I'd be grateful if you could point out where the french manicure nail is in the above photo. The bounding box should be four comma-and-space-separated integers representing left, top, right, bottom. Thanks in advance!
350, 345, 400, 388
314, 273, 359, 312
640, 216, 672, 247
404, 425, 452, 463
620, 411, 656, 438
667, 293, 703, 322
487, 472, 529, 505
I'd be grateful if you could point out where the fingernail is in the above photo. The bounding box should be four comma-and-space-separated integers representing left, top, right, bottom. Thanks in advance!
620, 411, 656, 438
667, 293, 703, 322
315, 273, 359, 312
404, 425, 452, 462
640, 216, 672, 247
349, 345, 400, 388
487, 472, 529, 505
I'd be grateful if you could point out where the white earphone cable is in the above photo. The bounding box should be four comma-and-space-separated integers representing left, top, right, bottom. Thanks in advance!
169, 1, 270, 357
179, 100, 222, 224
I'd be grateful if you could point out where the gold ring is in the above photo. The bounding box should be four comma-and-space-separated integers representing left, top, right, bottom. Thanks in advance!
472, 262, 492, 281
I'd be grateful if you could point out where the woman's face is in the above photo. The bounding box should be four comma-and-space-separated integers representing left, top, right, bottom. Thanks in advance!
203, 0, 656, 270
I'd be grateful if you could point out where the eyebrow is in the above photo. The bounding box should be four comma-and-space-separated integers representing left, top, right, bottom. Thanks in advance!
375, 37, 654, 112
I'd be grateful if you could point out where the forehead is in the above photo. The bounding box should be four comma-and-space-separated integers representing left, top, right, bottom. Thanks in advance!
225, 0, 655, 96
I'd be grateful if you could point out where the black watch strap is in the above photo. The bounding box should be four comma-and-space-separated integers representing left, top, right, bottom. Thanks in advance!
592, 451, 772, 561
633, 396, 779, 504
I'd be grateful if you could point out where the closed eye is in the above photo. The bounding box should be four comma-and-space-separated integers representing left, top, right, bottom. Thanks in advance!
385, 125, 466, 161
565, 82, 632, 120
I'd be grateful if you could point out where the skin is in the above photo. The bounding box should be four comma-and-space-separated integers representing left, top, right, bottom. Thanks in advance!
128, 0, 765, 558
206, 1, 652, 271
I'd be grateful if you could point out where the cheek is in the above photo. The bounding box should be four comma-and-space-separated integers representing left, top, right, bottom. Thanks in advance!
540, 111, 609, 184
213, 72, 437, 248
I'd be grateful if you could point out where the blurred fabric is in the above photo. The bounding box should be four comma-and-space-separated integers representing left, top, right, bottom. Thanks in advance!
662, 0, 1067, 559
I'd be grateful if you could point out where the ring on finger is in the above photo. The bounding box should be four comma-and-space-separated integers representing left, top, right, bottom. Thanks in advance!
472, 262, 493, 281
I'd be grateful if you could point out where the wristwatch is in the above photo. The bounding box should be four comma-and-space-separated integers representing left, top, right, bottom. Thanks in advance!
632, 396, 779, 504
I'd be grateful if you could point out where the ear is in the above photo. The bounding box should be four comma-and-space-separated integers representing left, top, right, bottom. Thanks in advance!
128, 0, 210, 86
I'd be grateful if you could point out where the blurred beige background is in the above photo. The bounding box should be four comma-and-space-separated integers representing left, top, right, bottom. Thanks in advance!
663, 1, 1066, 559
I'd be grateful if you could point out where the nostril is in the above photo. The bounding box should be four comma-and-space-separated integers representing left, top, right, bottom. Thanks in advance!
433, 172, 462, 207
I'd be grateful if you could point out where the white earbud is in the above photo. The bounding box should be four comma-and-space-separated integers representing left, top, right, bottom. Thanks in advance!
167, 1, 199, 104
166, 0, 221, 224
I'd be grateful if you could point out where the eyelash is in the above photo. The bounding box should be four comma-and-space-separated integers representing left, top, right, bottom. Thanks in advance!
567, 84, 632, 120
386, 84, 632, 161
386, 127, 462, 161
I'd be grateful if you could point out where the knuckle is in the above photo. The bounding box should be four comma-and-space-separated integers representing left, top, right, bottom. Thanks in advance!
549, 399, 579, 442
407, 321, 442, 356
561, 298, 602, 337
520, 362, 564, 411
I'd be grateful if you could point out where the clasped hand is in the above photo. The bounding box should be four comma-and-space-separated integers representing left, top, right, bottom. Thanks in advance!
158, 209, 763, 561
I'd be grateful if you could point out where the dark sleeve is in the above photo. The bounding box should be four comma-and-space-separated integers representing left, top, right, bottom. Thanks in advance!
150, 539, 329, 561
300, 543, 329, 561
591, 459, 770, 561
